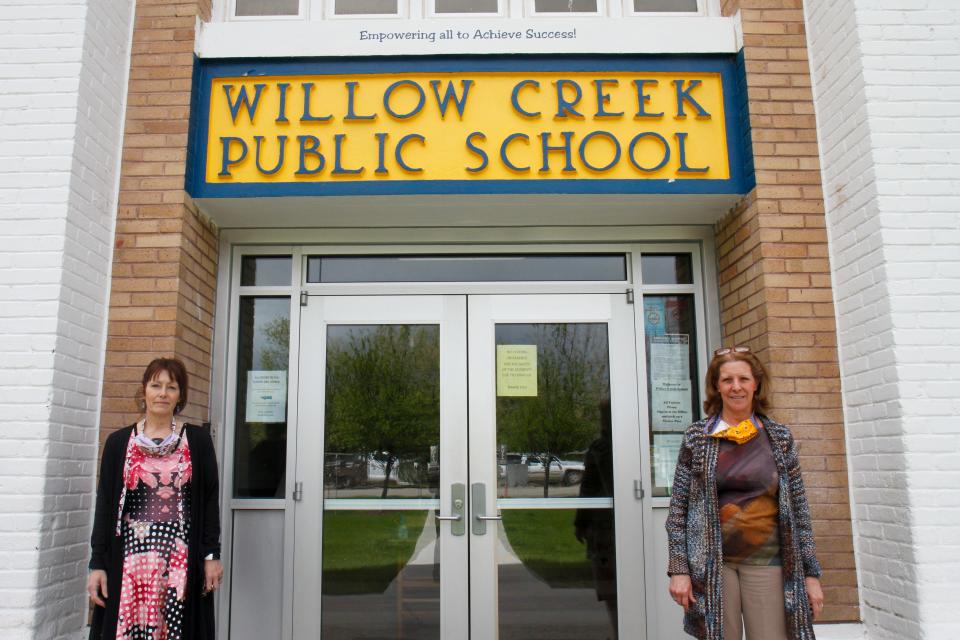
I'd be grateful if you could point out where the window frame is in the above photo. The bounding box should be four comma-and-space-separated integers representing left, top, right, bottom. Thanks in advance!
227, 0, 307, 21
622, 0, 705, 18
425, 0, 507, 19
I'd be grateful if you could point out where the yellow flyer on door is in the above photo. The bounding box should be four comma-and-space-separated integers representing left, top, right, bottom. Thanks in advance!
496, 345, 538, 397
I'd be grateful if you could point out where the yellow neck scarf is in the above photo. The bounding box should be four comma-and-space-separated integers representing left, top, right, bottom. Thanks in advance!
709, 418, 759, 445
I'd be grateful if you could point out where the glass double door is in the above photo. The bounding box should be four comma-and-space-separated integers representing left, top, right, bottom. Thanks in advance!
293, 294, 646, 640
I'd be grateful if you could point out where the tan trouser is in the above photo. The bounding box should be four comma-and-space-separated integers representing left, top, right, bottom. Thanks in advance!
722, 563, 788, 640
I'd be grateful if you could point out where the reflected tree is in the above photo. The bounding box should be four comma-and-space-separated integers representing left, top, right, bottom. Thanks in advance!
498, 324, 609, 497
325, 325, 440, 498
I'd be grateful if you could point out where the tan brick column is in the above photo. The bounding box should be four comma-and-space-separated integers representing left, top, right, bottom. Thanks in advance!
717, 0, 859, 622
101, 0, 218, 438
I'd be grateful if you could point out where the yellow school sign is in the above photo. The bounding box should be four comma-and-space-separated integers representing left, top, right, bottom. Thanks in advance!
190, 59, 750, 197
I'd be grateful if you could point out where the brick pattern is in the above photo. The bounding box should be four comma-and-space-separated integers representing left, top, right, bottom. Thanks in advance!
716, 0, 859, 623
0, 0, 135, 637
805, 1, 960, 638
100, 0, 219, 443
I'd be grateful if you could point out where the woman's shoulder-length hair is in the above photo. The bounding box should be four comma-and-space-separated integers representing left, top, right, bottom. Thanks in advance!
702, 350, 770, 417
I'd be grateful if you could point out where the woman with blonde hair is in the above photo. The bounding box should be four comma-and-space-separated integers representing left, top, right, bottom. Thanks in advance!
666, 347, 824, 640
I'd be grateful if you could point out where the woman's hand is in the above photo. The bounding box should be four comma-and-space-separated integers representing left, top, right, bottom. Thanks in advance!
805, 576, 824, 619
204, 559, 224, 595
669, 574, 697, 612
87, 570, 108, 607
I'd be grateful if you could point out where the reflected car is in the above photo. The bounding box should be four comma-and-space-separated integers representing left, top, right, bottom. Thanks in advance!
500, 453, 584, 486
324, 453, 367, 488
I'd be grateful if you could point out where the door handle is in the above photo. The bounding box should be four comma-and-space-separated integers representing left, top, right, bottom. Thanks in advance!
438, 483, 466, 536
471, 482, 501, 535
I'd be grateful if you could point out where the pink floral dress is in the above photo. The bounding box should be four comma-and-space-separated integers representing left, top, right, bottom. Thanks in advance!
114, 431, 193, 640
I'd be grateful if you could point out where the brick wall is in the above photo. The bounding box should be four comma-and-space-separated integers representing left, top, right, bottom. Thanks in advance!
100, 0, 219, 441
0, 0, 134, 637
805, 1, 960, 638
716, 0, 859, 623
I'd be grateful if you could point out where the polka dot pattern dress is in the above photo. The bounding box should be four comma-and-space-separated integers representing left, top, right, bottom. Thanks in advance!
115, 430, 193, 640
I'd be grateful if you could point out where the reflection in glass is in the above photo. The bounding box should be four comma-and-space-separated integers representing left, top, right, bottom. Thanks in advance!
306, 254, 626, 283
640, 253, 693, 285
634, 0, 698, 12
233, 297, 290, 498
534, 0, 598, 11
499, 508, 617, 639
240, 255, 292, 286
496, 323, 611, 499
435, 0, 499, 12
643, 294, 699, 497
322, 510, 439, 639
235, 0, 299, 16
334, 0, 399, 14
324, 325, 440, 498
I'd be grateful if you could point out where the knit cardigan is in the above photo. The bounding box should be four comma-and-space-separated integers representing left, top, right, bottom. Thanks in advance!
665, 414, 822, 640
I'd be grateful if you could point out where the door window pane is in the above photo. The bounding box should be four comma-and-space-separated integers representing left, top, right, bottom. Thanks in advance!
435, 0, 499, 12
324, 325, 440, 498
534, 0, 598, 12
634, 0, 698, 11
642, 294, 700, 497
240, 255, 292, 286
235, 0, 299, 16
495, 323, 611, 500
498, 508, 617, 639
640, 253, 693, 285
233, 297, 290, 498
334, 0, 399, 14
307, 254, 627, 283
321, 510, 440, 639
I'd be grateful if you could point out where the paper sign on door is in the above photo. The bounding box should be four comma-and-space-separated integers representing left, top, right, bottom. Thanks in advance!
496, 345, 538, 397
246, 370, 287, 423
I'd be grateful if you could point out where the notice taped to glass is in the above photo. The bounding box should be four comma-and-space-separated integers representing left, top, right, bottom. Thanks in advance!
246, 370, 288, 423
496, 345, 538, 397
649, 334, 692, 430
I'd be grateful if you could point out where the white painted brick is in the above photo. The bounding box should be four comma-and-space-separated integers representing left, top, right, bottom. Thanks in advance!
806, 1, 960, 638
0, 0, 134, 637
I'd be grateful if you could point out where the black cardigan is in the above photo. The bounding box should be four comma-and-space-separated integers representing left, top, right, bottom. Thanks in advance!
89, 424, 221, 640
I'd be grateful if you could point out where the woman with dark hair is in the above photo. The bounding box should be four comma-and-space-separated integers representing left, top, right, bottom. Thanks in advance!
666, 347, 824, 640
87, 357, 222, 640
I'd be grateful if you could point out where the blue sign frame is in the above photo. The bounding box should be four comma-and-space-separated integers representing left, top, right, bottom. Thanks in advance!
186, 55, 754, 198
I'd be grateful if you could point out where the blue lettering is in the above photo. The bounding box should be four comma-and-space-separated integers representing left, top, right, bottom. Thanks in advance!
430, 79, 474, 119
578, 131, 621, 172
465, 132, 489, 173
384, 80, 426, 120
395, 134, 426, 173
511, 80, 541, 118
223, 84, 265, 124
295, 136, 325, 175
627, 132, 670, 173
540, 132, 576, 173
375, 133, 389, 175
332, 134, 363, 175
218, 137, 248, 177
276, 83, 290, 123
301, 83, 333, 122
254, 135, 287, 175
345, 81, 377, 121
500, 133, 531, 173
675, 132, 709, 173
554, 80, 584, 119
673, 79, 710, 118
593, 80, 623, 118
633, 79, 663, 118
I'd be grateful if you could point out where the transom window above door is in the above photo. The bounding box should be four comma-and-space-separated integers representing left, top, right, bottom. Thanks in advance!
305, 254, 628, 283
